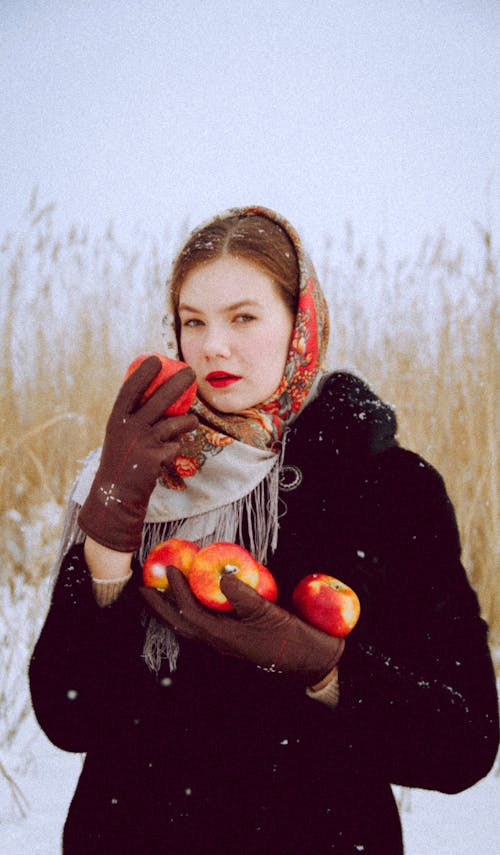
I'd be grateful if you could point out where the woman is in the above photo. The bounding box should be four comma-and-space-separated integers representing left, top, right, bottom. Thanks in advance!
30, 207, 499, 855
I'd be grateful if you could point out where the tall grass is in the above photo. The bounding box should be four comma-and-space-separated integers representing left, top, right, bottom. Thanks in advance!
0, 197, 498, 814
1, 200, 498, 628
1, 199, 498, 634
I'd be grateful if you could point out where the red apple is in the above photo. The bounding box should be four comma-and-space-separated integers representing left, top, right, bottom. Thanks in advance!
124, 352, 197, 416
143, 538, 200, 592
255, 562, 279, 603
292, 573, 360, 637
188, 542, 278, 611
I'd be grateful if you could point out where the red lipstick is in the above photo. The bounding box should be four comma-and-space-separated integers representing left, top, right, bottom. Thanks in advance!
205, 372, 241, 388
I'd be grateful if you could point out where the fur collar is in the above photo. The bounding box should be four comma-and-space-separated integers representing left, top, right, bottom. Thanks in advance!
285, 371, 398, 459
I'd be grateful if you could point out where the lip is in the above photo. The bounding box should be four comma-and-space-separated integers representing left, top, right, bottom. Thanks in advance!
205, 372, 241, 388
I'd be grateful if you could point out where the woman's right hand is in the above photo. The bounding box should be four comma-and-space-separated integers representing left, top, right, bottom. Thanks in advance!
77, 356, 198, 553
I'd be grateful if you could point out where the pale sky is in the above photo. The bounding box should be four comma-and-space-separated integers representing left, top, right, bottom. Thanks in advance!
1, 0, 498, 261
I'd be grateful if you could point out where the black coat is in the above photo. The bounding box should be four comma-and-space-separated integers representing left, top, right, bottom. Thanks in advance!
29, 372, 499, 855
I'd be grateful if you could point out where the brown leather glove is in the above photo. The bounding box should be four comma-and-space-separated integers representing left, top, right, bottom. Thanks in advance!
140, 566, 345, 685
78, 357, 198, 552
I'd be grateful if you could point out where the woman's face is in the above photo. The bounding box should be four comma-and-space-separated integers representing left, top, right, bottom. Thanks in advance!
178, 256, 294, 413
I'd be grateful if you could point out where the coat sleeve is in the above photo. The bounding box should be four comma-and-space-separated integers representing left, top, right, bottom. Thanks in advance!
29, 543, 148, 753
336, 449, 499, 793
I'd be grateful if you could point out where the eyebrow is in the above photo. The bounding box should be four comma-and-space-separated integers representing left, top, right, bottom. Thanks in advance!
178, 299, 262, 314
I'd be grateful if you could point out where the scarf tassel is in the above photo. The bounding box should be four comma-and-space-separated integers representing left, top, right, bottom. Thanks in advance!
141, 456, 282, 673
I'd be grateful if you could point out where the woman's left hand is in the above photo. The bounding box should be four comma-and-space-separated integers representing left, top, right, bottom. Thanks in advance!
140, 567, 344, 685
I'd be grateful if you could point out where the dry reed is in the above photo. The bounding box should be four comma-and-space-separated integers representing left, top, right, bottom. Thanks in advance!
1, 198, 499, 647
0, 197, 498, 815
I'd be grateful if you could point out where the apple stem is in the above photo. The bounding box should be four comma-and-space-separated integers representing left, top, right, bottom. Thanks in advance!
222, 564, 239, 575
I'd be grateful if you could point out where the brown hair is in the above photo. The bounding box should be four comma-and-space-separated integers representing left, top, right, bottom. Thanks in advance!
169, 213, 300, 341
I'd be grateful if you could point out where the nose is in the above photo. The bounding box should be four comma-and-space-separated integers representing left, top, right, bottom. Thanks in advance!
202, 324, 231, 360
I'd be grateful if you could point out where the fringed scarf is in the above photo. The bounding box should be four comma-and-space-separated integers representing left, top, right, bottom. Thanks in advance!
58, 206, 330, 671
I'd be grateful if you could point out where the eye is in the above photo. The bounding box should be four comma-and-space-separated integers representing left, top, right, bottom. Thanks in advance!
181, 317, 204, 328
234, 313, 256, 324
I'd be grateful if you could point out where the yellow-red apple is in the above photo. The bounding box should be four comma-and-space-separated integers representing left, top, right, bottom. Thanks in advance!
188, 542, 278, 611
255, 562, 279, 603
124, 352, 197, 416
143, 538, 200, 592
292, 573, 360, 637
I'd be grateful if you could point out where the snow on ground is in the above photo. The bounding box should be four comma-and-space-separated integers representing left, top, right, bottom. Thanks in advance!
1, 710, 498, 855
396, 771, 500, 855
0, 727, 82, 855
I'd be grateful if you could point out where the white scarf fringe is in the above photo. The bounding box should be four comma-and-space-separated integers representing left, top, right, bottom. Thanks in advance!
141, 455, 282, 673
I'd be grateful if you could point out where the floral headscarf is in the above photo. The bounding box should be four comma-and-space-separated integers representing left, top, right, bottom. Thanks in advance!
161, 206, 330, 491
